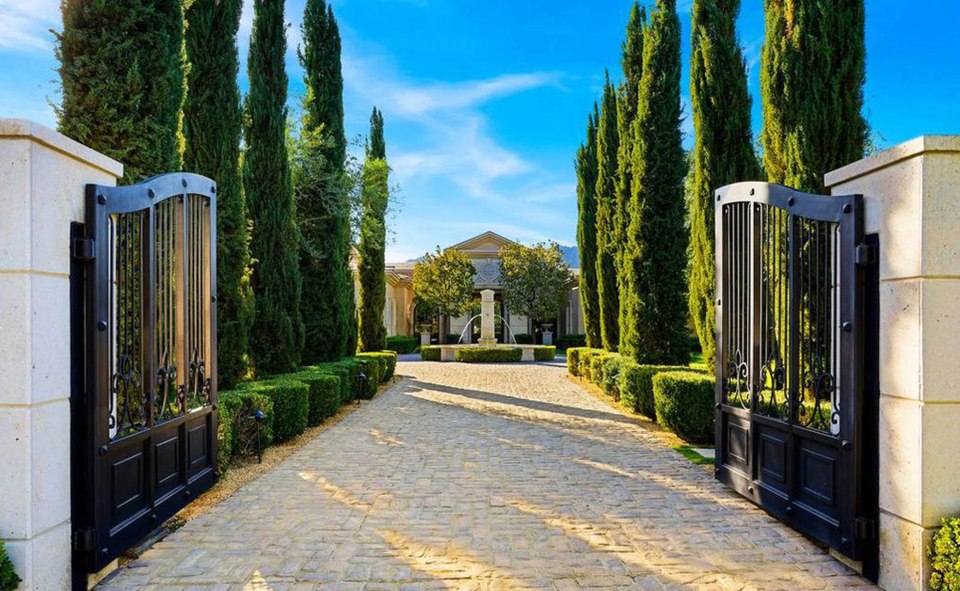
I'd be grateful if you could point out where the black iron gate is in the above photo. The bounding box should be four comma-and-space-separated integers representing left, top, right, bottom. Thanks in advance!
71, 173, 218, 581
714, 182, 877, 565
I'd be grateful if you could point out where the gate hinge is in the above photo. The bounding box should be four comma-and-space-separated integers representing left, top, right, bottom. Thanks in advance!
854, 517, 876, 541
855, 243, 877, 266
73, 527, 96, 552
72, 237, 95, 261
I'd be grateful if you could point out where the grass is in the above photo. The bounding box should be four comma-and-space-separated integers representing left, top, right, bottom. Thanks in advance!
689, 352, 707, 372
673, 445, 714, 465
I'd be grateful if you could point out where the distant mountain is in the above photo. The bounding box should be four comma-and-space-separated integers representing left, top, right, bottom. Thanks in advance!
560, 244, 579, 268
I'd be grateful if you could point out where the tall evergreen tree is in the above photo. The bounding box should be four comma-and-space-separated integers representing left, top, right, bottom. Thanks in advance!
297, 0, 354, 361
357, 108, 389, 352
688, 0, 760, 371
575, 106, 601, 348
56, 0, 186, 182
760, 0, 866, 192
620, 0, 689, 364
244, 0, 303, 374
616, 4, 646, 346
595, 74, 620, 351
183, 0, 253, 388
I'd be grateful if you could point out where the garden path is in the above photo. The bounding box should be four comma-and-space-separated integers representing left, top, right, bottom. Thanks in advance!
98, 359, 878, 590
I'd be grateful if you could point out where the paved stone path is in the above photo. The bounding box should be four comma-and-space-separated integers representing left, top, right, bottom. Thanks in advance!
100, 360, 877, 591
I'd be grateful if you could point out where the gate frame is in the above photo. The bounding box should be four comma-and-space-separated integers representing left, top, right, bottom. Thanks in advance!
713, 182, 876, 567
70, 172, 219, 588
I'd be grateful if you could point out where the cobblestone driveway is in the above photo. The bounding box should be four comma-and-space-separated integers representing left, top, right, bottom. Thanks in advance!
100, 360, 877, 590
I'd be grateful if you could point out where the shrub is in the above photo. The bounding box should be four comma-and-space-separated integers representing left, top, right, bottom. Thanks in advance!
600, 354, 626, 398
358, 351, 397, 381
456, 347, 523, 363
513, 333, 534, 344
290, 371, 341, 426
445, 333, 461, 344
351, 356, 381, 398
652, 371, 715, 443
218, 388, 274, 460
589, 351, 618, 386
557, 334, 586, 350
619, 364, 699, 418
930, 516, 960, 591
567, 347, 587, 375
385, 335, 417, 354
0, 538, 20, 591
216, 398, 235, 471
534, 346, 557, 361
421, 346, 441, 361
239, 378, 309, 442
577, 348, 605, 381
310, 362, 355, 404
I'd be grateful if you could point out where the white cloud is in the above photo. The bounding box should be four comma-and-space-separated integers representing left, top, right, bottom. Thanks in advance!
0, 0, 60, 52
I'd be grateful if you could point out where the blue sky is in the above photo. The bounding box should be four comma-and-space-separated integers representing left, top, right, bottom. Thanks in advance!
1, 0, 958, 261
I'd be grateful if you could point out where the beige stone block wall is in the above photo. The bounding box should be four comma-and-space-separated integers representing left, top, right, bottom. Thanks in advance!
826, 136, 960, 591
0, 119, 123, 590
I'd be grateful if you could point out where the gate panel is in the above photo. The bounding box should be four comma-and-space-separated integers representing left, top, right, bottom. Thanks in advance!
73, 173, 218, 575
715, 182, 871, 561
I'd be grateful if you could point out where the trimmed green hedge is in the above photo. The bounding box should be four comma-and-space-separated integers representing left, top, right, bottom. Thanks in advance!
652, 371, 715, 443
588, 351, 618, 387
385, 335, 417, 354
421, 346, 441, 361
358, 351, 397, 381
0, 538, 20, 591
930, 516, 960, 591
310, 362, 355, 404
567, 347, 584, 375
456, 347, 523, 363
290, 371, 341, 426
534, 346, 557, 361
239, 378, 309, 442
619, 363, 698, 418
352, 356, 381, 398
577, 348, 606, 381
600, 354, 626, 398
513, 333, 534, 344
218, 388, 274, 461
556, 334, 586, 350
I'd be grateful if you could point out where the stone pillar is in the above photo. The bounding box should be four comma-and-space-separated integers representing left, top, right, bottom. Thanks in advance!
478, 289, 497, 346
0, 120, 123, 590
420, 331, 431, 346
825, 136, 960, 591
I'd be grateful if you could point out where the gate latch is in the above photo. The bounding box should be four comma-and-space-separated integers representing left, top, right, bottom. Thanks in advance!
854, 517, 876, 541
855, 243, 877, 266
73, 527, 96, 552
72, 237, 95, 261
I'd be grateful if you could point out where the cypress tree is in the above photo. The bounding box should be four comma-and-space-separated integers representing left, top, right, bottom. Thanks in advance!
183, 0, 253, 388
244, 0, 303, 374
357, 108, 389, 353
760, 0, 866, 192
56, 0, 186, 182
297, 0, 354, 362
575, 106, 601, 348
594, 74, 620, 351
620, 0, 689, 364
688, 0, 760, 371
616, 4, 646, 350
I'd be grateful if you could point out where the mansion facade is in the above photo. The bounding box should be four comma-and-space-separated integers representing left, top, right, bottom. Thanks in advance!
359, 231, 584, 343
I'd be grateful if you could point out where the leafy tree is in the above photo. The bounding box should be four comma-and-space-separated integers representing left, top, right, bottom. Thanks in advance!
760, 0, 866, 193
620, 0, 689, 365
183, 0, 253, 388
498, 242, 574, 324
0, 538, 20, 591
595, 73, 620, 351
56, 0, 186, 183
297, 0, 354, 361
688, 0, 760, 371
357, 108, 389, 352
244, 0, 303, 374
413, 248, 476, 343
576, 106, 601, 348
